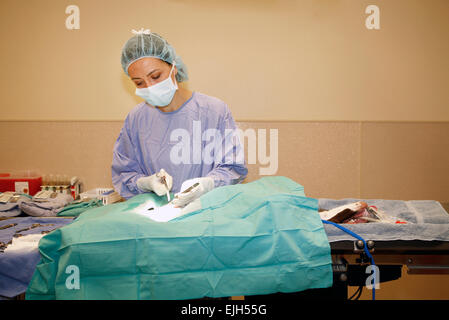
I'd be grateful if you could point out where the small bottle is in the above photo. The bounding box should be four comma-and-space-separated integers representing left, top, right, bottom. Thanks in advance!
62, 175, 70, 194
55, 174, 63, 193
41, 174, 48, 190
48, 174, 55, 192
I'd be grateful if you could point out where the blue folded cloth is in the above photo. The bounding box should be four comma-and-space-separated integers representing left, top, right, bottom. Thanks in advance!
0, 217, 74, 298
319, 198, 449, 242
19, 193, 73, 217
0, 194, 32, 218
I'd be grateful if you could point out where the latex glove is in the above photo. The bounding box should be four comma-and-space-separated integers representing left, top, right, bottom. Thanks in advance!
172, 177, 214, 208
136, 169, 173, 196
179, 198, 203, 216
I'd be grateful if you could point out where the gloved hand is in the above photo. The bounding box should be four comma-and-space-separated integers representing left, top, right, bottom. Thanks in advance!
136, 169, 173, 196
172, 177, 215, 208
179, 198, 203, 216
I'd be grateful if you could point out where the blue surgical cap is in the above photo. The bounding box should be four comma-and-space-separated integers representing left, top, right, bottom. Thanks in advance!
121, 29, 188, 82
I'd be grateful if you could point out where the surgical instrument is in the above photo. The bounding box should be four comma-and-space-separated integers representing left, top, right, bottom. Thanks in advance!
170, 182, 200, 207
160, 176, 171, 202
180, 182, 200, 195
0, 223, 18, 230
15, 223, 55, 234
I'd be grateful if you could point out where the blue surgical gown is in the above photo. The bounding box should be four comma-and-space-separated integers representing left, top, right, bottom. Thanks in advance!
112, 91, 248, 199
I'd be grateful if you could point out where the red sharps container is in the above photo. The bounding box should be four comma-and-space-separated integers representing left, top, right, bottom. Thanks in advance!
0, 171, 42, 196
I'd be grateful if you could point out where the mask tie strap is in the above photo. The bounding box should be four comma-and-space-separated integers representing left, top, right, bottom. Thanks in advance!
169, 61, 178, 88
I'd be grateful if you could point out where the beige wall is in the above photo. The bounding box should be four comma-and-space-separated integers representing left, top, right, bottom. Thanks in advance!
0, 0, 448, 121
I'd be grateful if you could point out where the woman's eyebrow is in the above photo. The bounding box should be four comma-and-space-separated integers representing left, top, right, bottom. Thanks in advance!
131, 69, 160, 80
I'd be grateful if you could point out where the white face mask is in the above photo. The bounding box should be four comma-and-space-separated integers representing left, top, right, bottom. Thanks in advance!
135, 62, 178, 107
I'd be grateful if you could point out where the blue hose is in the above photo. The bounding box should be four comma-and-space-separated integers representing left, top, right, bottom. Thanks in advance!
322, 220, 377, 300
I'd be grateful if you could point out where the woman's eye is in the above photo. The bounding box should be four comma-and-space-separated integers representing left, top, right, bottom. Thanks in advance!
152, 75, 160, 80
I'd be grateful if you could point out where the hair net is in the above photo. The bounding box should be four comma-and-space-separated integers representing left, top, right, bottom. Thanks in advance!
121, 28, 188, 82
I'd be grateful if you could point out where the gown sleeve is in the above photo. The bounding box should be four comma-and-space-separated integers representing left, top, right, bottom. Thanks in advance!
111, 116, 146, 199
206, 105, 248, 188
